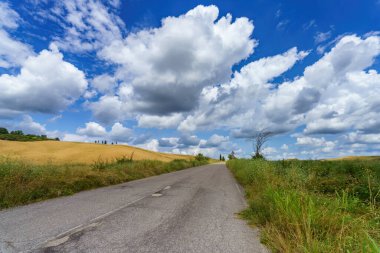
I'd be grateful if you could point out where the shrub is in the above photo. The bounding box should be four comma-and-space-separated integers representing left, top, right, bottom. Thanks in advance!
10, 130, 24, 135
0, 127, 8, 134
195, 153, 209, 161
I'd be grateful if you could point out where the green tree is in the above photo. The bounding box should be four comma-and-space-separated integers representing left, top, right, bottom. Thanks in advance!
10, 130, 24, 135
228, 151, 236, 160
195, 153, 209, 161
0, 127, 8, 134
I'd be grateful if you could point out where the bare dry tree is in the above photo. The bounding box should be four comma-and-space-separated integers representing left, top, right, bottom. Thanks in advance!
252, 130, 272, 159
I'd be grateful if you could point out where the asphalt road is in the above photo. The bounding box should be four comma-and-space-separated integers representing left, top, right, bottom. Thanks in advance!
0, 163, 268, 253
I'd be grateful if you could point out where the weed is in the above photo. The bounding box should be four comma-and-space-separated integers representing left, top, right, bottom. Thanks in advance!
115, 152, 134, 164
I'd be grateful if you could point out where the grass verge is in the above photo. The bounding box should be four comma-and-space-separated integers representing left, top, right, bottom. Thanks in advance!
227, 159, 380, 253
0, 156, 209, 209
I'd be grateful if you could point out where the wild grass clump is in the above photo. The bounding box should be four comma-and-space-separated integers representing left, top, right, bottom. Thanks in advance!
227, 159, 380, 253
0, 156, 209, 209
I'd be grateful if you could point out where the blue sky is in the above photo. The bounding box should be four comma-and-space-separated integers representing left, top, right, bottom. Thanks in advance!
1, 0, 380, 159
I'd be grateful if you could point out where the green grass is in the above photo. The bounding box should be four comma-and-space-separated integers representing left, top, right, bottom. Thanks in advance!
0, 157, 209, 209
227, 159, 380, 253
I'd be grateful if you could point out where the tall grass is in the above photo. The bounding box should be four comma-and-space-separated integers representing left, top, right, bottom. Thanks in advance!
227, 159, 380, 253
0, 156, 209, 209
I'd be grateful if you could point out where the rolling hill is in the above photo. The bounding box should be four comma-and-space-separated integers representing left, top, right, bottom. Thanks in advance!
0, 140, 191, 164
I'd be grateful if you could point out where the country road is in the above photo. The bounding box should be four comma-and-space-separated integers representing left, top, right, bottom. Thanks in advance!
0, 163, 268, 253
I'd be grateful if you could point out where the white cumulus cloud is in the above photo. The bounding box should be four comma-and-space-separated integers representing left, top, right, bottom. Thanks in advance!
90, 5, 256, 124
0, 44, 88, 114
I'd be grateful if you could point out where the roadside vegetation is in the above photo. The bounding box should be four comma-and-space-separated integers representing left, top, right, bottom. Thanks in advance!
0, 154, 210, 209
227, 158, 380, 253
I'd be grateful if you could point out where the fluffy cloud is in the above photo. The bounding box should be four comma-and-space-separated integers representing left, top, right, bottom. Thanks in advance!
296, 136, 335, 147
0, 44, 87, 114
201, 134, 229, 148
158, 137, 179, 148
49, 0, 125, 53
262, 147, 277, 155
90, 5, 255, 124
77, 122, 107, 137
75, 121, 133, 142
157, 133, 232, 157
156, 133, 233, 158
300, 35, 380, 135
18, 115, 46, 135
179, 47, 308, 133
109, 122, 133, 142
0, 3, 33, 68
91, 74, 117, 94
0, 2, 20, 29
346, 132, 380, 144
296, 136, 336, 153
137, 113, 184, 129
87, 96, 128, 125
137, 139, 159, 152
175, 34, 380, 159
181, 34, 380, 144
178, 135, 200, 147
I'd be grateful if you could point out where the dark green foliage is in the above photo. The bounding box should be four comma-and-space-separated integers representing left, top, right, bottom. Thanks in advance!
195, 153, 209, 161
0, 127, 8, 134
228, 151, 236, 160
0, 130, 58, 142
251, 153, 265, 160
10, 130, 23, 135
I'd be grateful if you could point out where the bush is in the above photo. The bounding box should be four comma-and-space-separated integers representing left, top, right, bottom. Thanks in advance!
195, 153, 209, 161
0, 127, 8, 134
10, 130, 24, 135
251, 153, 265, 160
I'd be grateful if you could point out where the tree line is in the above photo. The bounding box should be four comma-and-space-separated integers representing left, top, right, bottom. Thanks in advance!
0, 127, 59, 142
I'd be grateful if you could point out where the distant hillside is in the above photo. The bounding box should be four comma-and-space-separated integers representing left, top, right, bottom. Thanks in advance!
0, 140, 192, 164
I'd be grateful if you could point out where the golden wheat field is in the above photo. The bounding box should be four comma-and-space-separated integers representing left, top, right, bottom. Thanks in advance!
0, 140, 192, 164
